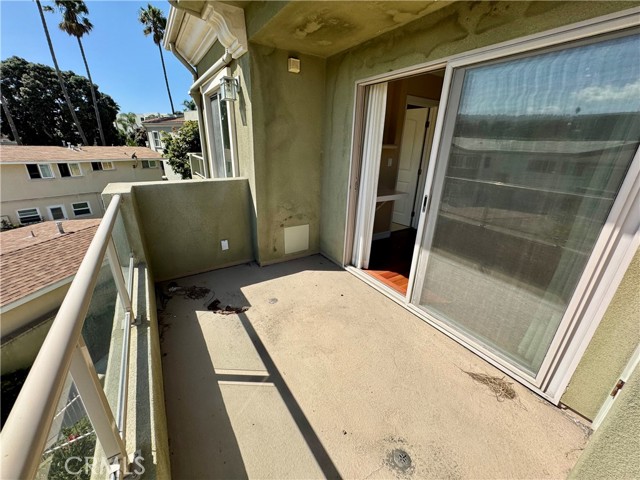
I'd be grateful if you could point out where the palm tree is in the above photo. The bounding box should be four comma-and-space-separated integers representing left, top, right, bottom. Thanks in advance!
139, 4, 175, 114
1, 93, 22, 145
48, 0, 106, 146
34, 0, 88, 145
182, 99, 195, 111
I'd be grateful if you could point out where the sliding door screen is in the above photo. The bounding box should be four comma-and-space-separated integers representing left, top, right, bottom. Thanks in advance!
419, 33, 639, 375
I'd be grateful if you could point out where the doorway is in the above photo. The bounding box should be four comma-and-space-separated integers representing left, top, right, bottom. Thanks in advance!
362, 72, 443, 294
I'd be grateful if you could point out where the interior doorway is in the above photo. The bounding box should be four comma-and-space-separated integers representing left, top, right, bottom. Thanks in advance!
363, 71, 444, 294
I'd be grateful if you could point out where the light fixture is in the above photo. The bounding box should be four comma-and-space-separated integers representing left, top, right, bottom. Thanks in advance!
219, 76, 239, 102
288, 57, 300, 74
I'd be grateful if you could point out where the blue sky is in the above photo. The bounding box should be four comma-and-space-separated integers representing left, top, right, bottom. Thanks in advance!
1, 0, 193, 114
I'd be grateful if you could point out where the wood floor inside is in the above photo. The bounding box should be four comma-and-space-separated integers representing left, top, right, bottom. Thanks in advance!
365, 227, 416, 295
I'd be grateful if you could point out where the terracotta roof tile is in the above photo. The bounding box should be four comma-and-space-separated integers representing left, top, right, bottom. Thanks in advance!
0, 220, 101, 307
0, 145, 163, 163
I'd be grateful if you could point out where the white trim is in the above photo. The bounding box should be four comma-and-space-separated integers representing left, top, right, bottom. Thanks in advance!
25, 163, 55, 180
71, 201, 92, 217
16, 207, 42, 225
352, 83, 387, 269
47, 204, 67, 221
0, 276, 73, 314
101, 161, 115, 171
592, 343, 640, 430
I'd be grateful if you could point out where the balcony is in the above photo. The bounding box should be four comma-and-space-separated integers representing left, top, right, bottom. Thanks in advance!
1, 179, 591, 479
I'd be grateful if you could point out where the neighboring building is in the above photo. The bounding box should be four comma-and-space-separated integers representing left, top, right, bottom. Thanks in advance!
160, 2, 639, 476
0, 145, 163, 227
0, 219, 100, 374
142, 112, 199, 180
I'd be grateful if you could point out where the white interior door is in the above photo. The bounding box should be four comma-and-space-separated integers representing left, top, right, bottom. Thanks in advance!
392, 108, 429, 227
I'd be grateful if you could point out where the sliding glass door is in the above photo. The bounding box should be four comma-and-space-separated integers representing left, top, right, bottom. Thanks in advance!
414, 32, 639, 377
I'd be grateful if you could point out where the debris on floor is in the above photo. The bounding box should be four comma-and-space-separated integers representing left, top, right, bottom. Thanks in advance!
463, 370, 517, 402
207, 298, 249, 314
166, 282, 211, 300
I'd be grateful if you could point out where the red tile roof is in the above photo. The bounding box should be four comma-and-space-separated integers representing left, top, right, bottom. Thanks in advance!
0, 219, 101, 307
0, 145, 163, 163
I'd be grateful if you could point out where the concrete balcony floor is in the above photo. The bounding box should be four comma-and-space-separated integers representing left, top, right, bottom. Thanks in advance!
159, 255, 588, 479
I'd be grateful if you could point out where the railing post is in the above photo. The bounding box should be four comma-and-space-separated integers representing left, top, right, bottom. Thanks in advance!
107, 238, 134, 321
70, 337, 128, 475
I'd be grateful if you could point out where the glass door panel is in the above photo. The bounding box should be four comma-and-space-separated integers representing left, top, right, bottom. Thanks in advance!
417, 33, 640, 376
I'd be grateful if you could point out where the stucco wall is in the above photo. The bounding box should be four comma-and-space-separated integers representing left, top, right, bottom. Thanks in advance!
319, 0, 637, 264
248, 45, 325, 264
126, 179, 254, 281
562, 249, 640, 419
569, 362, 640, 479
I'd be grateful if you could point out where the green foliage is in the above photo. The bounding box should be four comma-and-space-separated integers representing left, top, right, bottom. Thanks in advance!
46, 417, 96, 480
162, 120, 200, 179
182, 99, 196, 111
0, 56, 121, 145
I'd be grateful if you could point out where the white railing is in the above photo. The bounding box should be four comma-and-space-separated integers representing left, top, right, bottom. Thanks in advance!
1, 194, 138, 479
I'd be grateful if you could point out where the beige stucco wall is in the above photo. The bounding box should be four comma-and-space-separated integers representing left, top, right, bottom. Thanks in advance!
319, 0, 637, 263
0, 281, 70, 339
562, 249, 640, 419
0, 161, 163, 225
569, 361, 640, 479
105, 179, 254, 282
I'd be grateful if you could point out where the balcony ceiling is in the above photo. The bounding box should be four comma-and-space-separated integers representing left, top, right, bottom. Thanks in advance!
250, 1, 453, 58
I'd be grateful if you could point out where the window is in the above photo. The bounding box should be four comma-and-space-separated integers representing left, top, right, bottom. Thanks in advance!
17, 208, 42, 225
203, 68, 238, 178
151, 131, 162, 149
416, 32, 640, 376
91, 162, 114, 171
141, 160, 157, 169
72, 201, 92, 216
58, 163, 82, 177
48, 205, 67, 220
26, 163, 54, 179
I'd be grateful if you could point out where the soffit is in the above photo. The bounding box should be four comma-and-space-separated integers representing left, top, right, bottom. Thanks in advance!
250, 1, 454, 58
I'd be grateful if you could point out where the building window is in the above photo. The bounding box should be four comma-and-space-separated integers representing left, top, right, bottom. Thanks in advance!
48, 205, 67, 220
58, 163, 82, 177
72, 201, 92, 216
151, 131, 162, 149
203, 68, 238, 178
17, 208, 42, 225
91, 162, 115, 171
26, 163, 54, 179
141, 160, 157, 168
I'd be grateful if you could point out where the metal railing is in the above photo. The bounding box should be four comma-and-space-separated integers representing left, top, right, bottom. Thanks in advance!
1, 194, 138, 479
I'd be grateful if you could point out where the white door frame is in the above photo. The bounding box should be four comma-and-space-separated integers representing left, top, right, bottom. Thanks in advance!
47, 204, 68, 221
345, 8, 640, 403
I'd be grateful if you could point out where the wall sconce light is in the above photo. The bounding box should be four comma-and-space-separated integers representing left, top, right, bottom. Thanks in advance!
220, 76, 239, 102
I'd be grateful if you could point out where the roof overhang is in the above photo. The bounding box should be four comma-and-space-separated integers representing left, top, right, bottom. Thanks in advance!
165, 1, 248, 65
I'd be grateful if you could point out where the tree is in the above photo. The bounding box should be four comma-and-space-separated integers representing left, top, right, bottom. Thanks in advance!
35, 0, 88, 145
182, 99, 195, 111
0, 57, 121, 145
47, 0, 106, 146
139, 4, 175, 114
161, 120, 200, 179
116, 112, 138, 135
0, 93, 22, 144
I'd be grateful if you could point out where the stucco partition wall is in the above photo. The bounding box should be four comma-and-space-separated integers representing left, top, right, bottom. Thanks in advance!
131, 179, 254, 281
248, 44, 326, 264
319, 0, 638, 264
561, 249, 640, 419
569, 362, 640, 479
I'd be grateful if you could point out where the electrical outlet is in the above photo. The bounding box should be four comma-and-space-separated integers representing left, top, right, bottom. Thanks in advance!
221, 240, 229, 251
387, 158, 393, 167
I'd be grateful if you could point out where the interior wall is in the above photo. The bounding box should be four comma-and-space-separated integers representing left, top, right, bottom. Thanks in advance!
372, 74, 444, 234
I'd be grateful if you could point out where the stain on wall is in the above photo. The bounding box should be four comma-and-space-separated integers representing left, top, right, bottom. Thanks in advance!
248, 44, 326, 264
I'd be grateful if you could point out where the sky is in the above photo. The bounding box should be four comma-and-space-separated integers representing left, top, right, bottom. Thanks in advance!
0, 0, 194, 114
